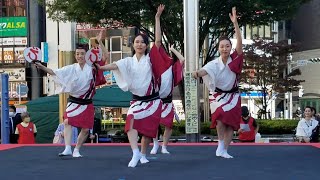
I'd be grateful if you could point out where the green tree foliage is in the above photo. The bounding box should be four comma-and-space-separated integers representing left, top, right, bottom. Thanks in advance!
45, 0, 310, 63
241, 38, 304, 119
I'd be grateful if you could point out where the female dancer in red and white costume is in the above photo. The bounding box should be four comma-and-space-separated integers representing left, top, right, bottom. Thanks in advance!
192, 7, 243, 158
98, 4, 166, 168
150, 44, 184, 154
35, 44, 106, 158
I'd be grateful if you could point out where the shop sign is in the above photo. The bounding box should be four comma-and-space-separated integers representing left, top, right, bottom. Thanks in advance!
0, 68, 25, 81
0, 37, 27, 46
0, 17, 27, 37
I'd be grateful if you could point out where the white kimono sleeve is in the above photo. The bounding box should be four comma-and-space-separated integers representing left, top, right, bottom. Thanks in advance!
112, 57, 131, 91
201, 61, 218, 92
295, 120, 305, 136
52, 64, 77, 93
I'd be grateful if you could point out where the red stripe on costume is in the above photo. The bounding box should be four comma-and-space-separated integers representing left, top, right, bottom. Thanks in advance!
125, 103, 162, 138
149, 45, 172, 87
133, 101, 154, 114
160, 107, 174, 129
210, 94, 241, 130
172, 61, 184, 86
229, 50, 243, 74
146, 82, 152, 96
95, 61, 107, 86
162, 103, 169, 113
66, 104, 82, 114
67, 104, 95, 128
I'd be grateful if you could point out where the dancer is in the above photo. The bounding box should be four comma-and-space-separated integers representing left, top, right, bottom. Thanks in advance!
150, 1, 184, 155
98, 4, 165, 168
150, 44, 184, 154
35, 44, 106, 157
192, 7, 243, 158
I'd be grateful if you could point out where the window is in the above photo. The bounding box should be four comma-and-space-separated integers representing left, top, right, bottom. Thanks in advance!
1, 0, 26, 17
265, 25, 271, 38
245, 25, 252, 39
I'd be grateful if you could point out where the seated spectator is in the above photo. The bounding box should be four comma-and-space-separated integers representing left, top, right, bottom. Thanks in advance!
53, 122, 78, 144
238, 106, 259, 142
296, 106, 319, 143
15, 112, 37, 144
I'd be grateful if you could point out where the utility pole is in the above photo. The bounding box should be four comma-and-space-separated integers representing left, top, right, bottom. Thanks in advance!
287, 39, 293, 119
184, 0, 200, 142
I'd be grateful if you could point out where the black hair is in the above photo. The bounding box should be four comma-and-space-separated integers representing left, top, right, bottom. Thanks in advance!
241, 106, 249, 117
9, 105, 16, 112
305, 106, 312, 112
218, 35, 232, 46
131, 33, 149, 55
76, 43, 89, 52
310, 106, 316, 114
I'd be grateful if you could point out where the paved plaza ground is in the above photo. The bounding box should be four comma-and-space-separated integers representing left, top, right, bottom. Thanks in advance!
0, 143, 319, 180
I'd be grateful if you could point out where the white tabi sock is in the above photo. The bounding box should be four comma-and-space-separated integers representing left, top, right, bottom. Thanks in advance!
150, 139, 159, 154
60, 145, 72, 155
161, 146, 170, 154
216, 140, 224, 157
221, 150, 234, 159
140, 153, 149, 164
128, 149, 141, 168
72, 148, 82, 158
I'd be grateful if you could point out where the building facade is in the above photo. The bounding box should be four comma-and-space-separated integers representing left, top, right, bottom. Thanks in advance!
0, 0, 46, 106
291, 0, 320, 111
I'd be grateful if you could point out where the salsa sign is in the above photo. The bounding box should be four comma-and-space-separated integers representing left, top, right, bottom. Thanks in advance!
0, 17, 27, 37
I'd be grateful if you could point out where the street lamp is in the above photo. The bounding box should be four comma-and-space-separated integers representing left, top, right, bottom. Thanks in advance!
286, 39, 293, 119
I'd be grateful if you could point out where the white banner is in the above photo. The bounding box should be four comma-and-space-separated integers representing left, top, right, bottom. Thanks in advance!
0, 68, 26, 81
0, 37, 27, 46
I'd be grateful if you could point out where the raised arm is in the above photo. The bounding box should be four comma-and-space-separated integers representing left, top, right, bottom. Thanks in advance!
34, 62, 55, 76
155, 4, 165, 48
229, 7, 242, 55
96, 30, 109, 64
169, 45, 185, 64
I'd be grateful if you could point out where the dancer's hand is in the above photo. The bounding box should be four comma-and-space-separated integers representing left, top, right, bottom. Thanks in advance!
34, 61, 43, 69
89, 134, 95, 139
229, 7, 238, 23
169, 44, 174, 52
155, 4, 165, 18
96, 29, 105, 42
93, 63, 101, 70
192, 71, 198, 79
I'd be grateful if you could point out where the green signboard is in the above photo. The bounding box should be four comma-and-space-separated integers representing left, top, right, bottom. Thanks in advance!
0, 17, 27, 37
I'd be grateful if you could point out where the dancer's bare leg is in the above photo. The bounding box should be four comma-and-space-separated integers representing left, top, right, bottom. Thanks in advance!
161, 126, 172, 154
127, 118, 141, 167
221, 126, 234, 158
59, 119, 72, 156
215, 120, 226, 157
150, 129, 159, 154
73, 128, 89, 157
140, 136, 151, 164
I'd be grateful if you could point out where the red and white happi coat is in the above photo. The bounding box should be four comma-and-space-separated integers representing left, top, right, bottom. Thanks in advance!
52, 62, 105, 128
112, 46, 163, 138
202, 50, 243, 130
156, 46, 183, 129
